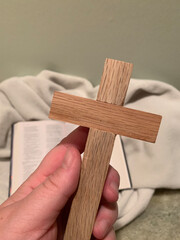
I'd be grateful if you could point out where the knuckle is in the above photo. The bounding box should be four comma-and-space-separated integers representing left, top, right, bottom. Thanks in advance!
42, 173, 59, 193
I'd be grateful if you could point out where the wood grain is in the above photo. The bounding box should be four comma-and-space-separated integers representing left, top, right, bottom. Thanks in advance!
63, 59, 135, 240
49, 92, 162, 142
97, 58, 133, 105
63, 129, 115, 240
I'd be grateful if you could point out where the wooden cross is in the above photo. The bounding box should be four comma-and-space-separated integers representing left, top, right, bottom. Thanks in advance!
49, 58, 162, 240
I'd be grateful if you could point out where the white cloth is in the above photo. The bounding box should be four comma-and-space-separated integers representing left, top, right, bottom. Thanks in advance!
0, 70, 179, 229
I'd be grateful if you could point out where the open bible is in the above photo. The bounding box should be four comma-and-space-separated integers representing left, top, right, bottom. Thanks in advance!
9, 120, 131, 195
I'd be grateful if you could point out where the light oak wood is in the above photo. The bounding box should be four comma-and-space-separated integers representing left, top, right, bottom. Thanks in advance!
97, 58, 133, 105
49, 58, 162, 240
63, 59, 133, 240
49, 92, 162, 142
64, 129, 115, 239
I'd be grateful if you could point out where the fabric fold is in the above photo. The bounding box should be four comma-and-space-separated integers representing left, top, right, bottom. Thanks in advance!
0, 71, 179, 229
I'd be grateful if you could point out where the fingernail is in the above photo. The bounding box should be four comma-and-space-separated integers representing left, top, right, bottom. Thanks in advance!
62, 149, 73, 169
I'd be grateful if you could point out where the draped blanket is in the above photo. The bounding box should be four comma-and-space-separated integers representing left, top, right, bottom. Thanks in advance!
0, 70, 179, 229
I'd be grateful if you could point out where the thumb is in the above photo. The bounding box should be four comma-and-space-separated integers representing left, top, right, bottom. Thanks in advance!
16, 146, 81, 229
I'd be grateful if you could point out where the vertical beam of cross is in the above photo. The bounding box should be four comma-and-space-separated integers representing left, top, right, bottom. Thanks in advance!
63, 59, 133, 240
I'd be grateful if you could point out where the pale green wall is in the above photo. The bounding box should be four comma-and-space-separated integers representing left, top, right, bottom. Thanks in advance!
0, 0, 179, 88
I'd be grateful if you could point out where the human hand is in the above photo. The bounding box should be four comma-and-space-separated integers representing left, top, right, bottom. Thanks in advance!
0, 127, 120, 240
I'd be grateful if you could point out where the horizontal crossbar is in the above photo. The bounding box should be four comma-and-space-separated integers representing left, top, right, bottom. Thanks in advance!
49, 91, 162, 143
